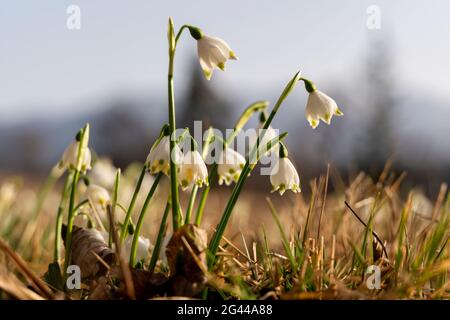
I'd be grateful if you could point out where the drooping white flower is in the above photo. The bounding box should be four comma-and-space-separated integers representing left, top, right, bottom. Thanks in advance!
197, 35, 238, 80
86, 184, 110, 209
89, 158, 116, 189
270, 158, 301, 195
178, 150, 208, 190
305, 90, 343, 129
60, 141, 92, 173
146, 136, 183, 176
217, 147, 246, 186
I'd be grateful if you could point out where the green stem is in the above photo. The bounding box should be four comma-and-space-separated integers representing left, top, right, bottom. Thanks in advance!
195, 165, 215, 226
63, 169, 81, 273
120, 166, 146, 242
175, 25, 189, 44
62, 124, 89, 280
195, 101, 268, 225
186, 128, 214, 225
129, 173, 162, 267
53, 171, 73, 263
185, 186, 198, 224
208, 166, 249, 268
73, 199, 89, 214
208, 72, 300, 268
109, 169, 121, 248
168, 29, 181, 231
148, 198, 171, 273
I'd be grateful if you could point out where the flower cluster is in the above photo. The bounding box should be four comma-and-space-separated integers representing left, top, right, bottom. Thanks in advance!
55, 19, 345, 273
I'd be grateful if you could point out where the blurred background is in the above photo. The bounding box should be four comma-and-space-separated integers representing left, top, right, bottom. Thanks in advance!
1, 0, 450, 195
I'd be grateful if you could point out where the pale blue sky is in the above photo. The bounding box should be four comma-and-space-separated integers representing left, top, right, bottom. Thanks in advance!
1, 0, 450, 123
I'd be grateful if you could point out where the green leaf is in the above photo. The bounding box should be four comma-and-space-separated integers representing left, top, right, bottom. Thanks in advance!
44, 262, 63, 291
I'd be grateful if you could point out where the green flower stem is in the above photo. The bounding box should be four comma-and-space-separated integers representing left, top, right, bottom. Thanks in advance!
184, 186, 198, 225
63, 124, 89, 276
73, 199, 89, 214
208, 72, 301, 268
175, 24, 203, 44
168, 18, 181, 231
194, 168, 213, 226
129, 172, 162, 267
175, 25, 189, 44
63, 169, 81, 273
208, 133, 287, 268
185, 128, 214, 225
109, 169, 121, 248
120, 166, 146, 242
53, 171, 74, 263
195, 101, 268, 225
148, 198, 171, 273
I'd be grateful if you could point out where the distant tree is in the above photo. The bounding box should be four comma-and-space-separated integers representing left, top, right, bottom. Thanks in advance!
94, 99, 150, 168
358, 38, 397, 175
179, 59, 232, 136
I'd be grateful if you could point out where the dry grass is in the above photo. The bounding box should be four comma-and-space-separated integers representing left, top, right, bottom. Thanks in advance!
0, 161, 449, 300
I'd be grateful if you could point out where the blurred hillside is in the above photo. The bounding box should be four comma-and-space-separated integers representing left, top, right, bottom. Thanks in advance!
1, 53, 450, 195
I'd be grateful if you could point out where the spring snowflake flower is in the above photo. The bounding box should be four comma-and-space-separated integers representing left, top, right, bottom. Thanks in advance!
146, 136, 183, 176
178, 150, 208, 190
86, 184, 110, 209
100, 232, 151, 262
305, 89, 343, 129
196, 33, 238, 80
217, 147, 246, 186
60, 141, 92, 173
89, 158, 116, 189
124, 236, 151, 262
270, 146, 300, 195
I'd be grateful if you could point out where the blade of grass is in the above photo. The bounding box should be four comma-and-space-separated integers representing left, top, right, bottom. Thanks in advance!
266, 197, 297, 272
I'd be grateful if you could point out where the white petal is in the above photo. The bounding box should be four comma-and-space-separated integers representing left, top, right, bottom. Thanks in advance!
305, 90, 339, 128
178, 150, 208, 190
196, 34, 237, 80
270, 158, 300, 195
61, 141, 91, 172
89, 158, 116, 188
197, 42, 214, 80
147, 136, 181, 176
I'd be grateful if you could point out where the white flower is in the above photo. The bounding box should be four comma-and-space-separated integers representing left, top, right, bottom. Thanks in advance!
124, 236, 151, 262
158, 234, 172, 265
197, 35, 238, 80
89, 158, 116, 189
86, 184, 110, 209
305, 90, 343, 129
99, 232, 152, 262
146, 136, 183, 176
178, 150, 208, 190
270, 158, 301, 195
217, 147, 246, 186
60, 141, 91, 172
